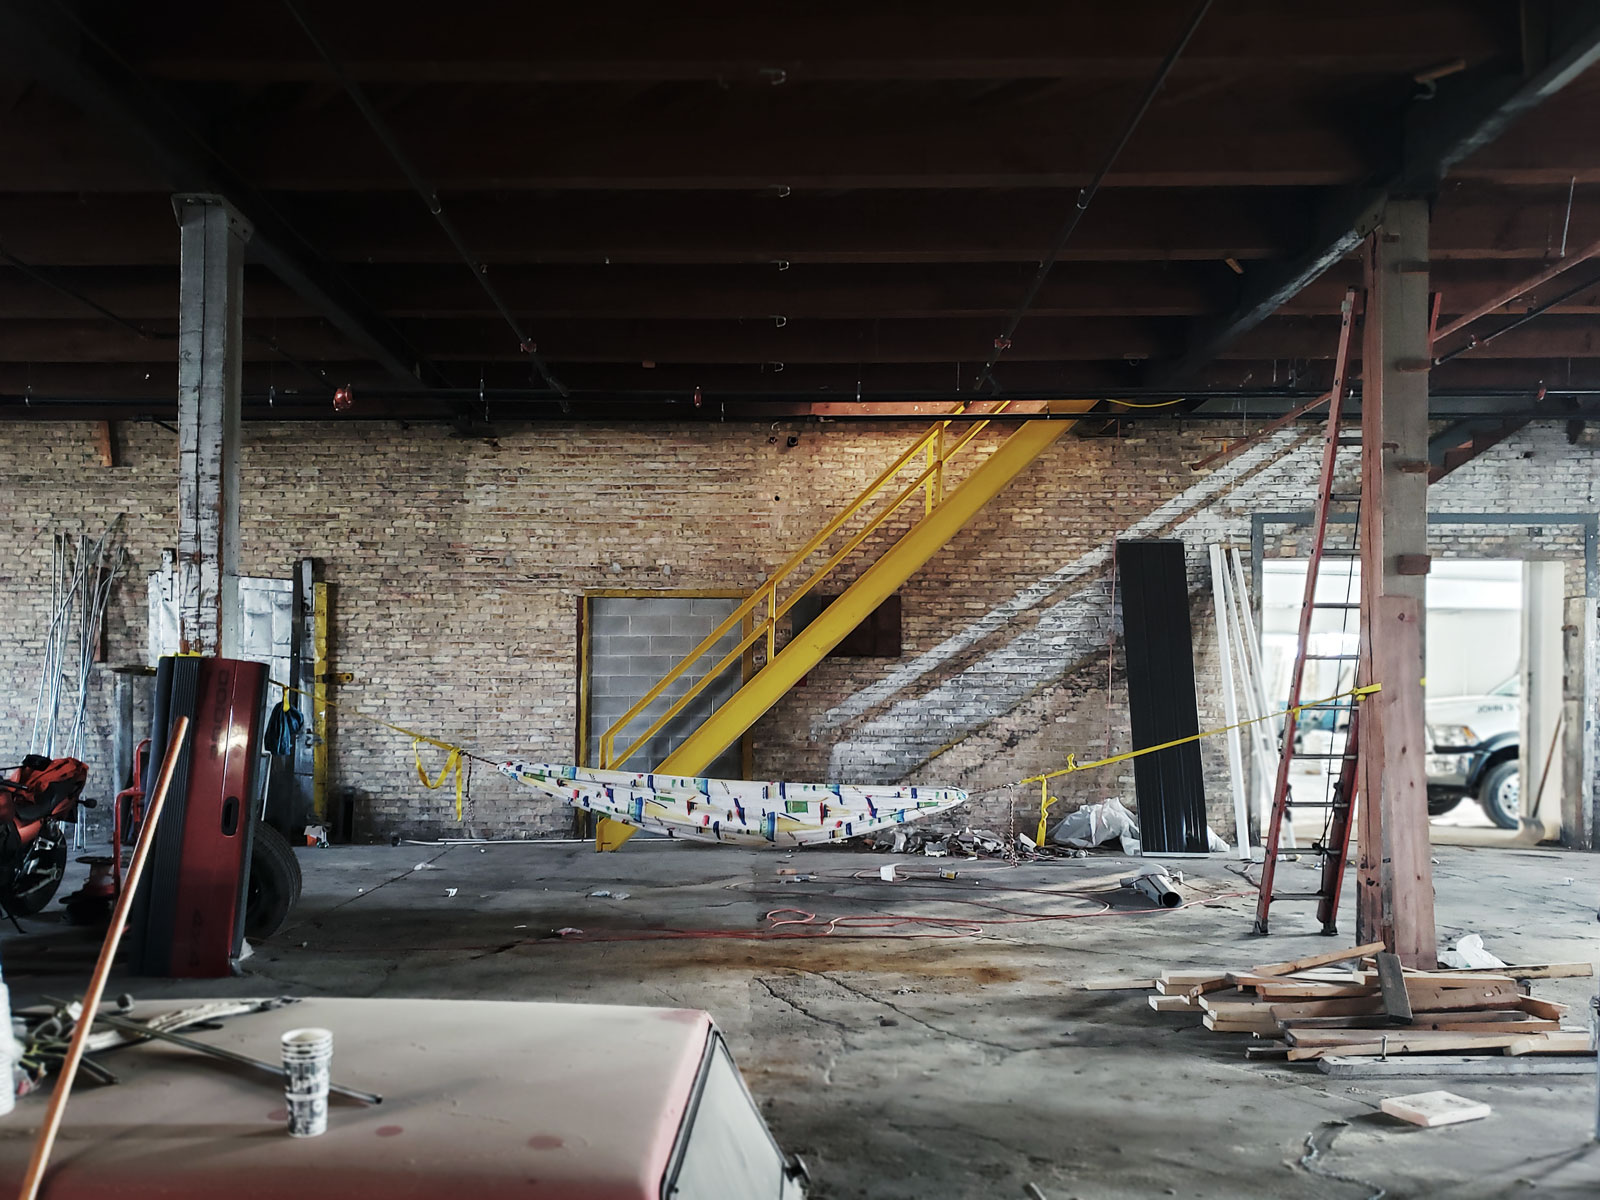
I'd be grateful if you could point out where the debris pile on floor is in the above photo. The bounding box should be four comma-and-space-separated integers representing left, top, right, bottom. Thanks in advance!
1132, 940, 1597, 1067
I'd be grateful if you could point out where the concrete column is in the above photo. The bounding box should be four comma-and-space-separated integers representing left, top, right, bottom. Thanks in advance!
175, 195, 250, 657
1357, 198, 1438, 968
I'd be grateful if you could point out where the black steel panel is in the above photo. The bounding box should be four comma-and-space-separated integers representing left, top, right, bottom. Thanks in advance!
1116, 540, 1208, 854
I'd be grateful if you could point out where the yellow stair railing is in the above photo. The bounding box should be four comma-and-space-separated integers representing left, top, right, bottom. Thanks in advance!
596, 400, 1018, 772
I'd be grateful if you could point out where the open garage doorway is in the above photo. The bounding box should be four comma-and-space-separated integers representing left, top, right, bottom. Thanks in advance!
1259, 559, 1581, 846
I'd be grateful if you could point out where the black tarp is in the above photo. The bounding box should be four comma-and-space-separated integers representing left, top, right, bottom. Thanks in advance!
1116, 539, 1208, 854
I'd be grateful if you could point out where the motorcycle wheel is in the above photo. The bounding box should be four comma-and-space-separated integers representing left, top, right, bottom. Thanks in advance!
2, 825, 69, 916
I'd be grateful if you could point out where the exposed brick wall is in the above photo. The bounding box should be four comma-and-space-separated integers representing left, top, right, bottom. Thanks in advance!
2, 417, 1595, 843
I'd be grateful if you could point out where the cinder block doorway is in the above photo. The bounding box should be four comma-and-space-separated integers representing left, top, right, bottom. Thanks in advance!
578, 591, 752, 779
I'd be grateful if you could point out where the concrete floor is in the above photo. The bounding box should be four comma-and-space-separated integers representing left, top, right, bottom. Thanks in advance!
6, 842, 1600, 1199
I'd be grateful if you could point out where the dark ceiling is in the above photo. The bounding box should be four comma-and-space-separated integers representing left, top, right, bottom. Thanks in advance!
3, 1, 1600, 422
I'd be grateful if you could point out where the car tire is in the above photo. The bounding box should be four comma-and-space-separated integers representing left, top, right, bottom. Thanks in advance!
1478, 759, 1522, 830
245, 823, 303, 940
1427, 787, 1463, 817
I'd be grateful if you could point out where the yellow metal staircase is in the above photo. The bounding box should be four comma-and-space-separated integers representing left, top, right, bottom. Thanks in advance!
592, 399, 1097, 849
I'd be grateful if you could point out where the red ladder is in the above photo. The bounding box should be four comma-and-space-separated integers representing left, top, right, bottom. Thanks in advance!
1253, 287, 1365, 937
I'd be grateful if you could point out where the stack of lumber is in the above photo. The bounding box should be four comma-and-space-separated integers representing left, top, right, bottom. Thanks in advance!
1138, 941, 1596, 1063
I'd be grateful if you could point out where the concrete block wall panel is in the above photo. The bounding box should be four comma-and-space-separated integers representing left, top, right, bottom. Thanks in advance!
1, 418, 1596, 841
586, 595, 742, 774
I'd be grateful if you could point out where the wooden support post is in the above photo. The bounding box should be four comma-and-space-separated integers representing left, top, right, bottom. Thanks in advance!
1359, 199, 1438, 968
93, 420, 115, 467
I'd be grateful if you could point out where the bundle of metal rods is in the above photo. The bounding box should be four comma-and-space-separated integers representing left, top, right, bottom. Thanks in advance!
26, 518, 128, 827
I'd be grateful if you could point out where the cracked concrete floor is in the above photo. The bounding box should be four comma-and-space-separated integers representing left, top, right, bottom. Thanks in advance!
6, 842, 1600, 1198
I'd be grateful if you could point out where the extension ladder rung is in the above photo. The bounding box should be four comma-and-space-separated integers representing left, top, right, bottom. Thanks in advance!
1312, 602, 1361, 610
1336, 436, 1363, 446
1267, 892, 1332, 901
1292, 753, 1358, 762
1304, 652, 1359, 660
1328, 492, 1362, 501
1318, 548, 1361, 558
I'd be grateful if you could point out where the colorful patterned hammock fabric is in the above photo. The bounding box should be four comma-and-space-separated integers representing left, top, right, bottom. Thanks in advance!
500, 761, 968, 847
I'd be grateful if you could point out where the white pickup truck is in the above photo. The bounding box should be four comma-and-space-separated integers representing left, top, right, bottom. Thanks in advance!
1426, 677, 1521, 828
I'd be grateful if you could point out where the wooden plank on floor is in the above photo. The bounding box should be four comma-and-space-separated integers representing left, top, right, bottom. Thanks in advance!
1267, 996, 1386, 1021
1148, 995, 1193, 1012
1404, 980, 1523, 1012
1376, 952, 1412, 1024
1280, 1011, 1556, 1034
1503, 1031, 1596, 1056
1082, 978, 1157, 991
1251, 941, 1387, 978
1478, 963, 1593, 981
1245, 1041, 1290, 1060
1155, 971, 1228, 994
1519, 997, 1569, 1021
1183, 977, 1235, 1000
1288, 1031, 1524, 1061
1228, 974, 1377, 999
1320, 1054, 1598, 1078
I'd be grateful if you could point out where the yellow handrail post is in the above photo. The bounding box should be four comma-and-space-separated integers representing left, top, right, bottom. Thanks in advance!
765, 581, 777, 659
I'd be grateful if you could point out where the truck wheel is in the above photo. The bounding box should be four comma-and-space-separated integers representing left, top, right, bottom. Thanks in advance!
245, 823, 303, 940
1427, 787, 1463, 817
1478, 760, 1521, 830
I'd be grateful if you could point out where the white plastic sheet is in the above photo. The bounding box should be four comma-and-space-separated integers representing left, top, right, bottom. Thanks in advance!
1049, 797, 1141, 854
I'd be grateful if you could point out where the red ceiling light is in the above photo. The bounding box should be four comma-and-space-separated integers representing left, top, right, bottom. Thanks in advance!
333, 385, 354, 412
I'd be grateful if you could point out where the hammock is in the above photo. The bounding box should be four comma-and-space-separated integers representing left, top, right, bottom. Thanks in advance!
500, 761, 967, 847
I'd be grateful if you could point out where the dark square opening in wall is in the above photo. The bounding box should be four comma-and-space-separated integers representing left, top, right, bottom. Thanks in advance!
789, 594, 902, 658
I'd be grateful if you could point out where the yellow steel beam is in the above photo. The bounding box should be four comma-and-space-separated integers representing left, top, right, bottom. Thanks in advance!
311, 580, 329, 823
655, 407, 1092, 777
595, 816, 639, 851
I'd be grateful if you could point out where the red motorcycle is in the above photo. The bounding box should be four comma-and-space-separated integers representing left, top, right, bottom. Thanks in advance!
0, 755, 93, 916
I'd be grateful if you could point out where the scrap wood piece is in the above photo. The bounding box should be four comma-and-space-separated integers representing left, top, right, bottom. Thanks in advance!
1267, 996, 1385, 1021
1503, 1031, 1597, 1057
1283, 1028, 1519, 1049
1293, 967, 1372, 982
1155, 970, 1228, 994
1518, 997, 1568, 1021
1149, 994, 1194, 1012
1280, 1011, 1558, 1034
1287, 1031, 1527, 1061
1380, 1090, 1491, 1128
1227, 973, 1377, 999
1397, 971, 1518, 987
1251, 940, 1386, 978
1204, 1013, 1279, 1034
1436, 963, 1592, 981
1244, 1041, 1291, 1060
1183, 977, 1234, 1000
1203, 992, 1273, 1017
1404, 980, 1522, 1012
1082, 978, 1157, 991
1320, 1053, 1597, 1078
1376, 952, 1413, 1024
